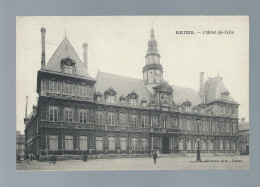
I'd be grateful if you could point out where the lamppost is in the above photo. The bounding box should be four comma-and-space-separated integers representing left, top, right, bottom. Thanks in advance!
196, 138, 201, 162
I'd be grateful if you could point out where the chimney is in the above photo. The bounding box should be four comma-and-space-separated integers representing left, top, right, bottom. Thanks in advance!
25, 96, 28, 118
83, 43, 88, 69
200, 72, 204, 90
41, 27, 46, 69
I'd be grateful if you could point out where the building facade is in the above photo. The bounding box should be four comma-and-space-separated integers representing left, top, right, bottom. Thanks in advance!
16, 131, 25, 159
238, 118, 249, 155
25, 27, 240, 160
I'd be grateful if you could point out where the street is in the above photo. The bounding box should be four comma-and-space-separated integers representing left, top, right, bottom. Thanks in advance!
17, 154, 249, 171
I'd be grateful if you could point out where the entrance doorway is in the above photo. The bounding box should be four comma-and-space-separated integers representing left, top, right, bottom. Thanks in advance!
162, 138, 169, 154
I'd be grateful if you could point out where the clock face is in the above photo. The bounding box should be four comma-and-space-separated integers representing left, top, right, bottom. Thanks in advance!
155, 69, 160, 76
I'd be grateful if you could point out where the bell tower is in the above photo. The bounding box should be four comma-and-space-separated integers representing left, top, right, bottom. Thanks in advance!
143, 27, 163, 93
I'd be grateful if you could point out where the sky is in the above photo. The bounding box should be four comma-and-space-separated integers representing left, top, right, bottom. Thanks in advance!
16, 16, 249, 133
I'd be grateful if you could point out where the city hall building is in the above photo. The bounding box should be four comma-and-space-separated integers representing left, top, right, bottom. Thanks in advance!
24, 27, 240, 160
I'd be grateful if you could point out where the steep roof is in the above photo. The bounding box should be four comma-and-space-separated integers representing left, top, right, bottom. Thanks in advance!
172, 85, 201, 106
95, 71, 153, 104
204, 76, 235, 102
44, 36, 91, 78
95, 71, 202, 106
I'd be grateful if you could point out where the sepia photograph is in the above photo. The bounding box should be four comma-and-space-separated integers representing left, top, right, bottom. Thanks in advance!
16, 16, 249, 171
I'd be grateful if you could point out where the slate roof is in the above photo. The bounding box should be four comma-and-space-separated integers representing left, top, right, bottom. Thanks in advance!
172, 85, 201, 106
95, 71, 202, 106
44, 36, 91, 78
95, 71, 153, 104
204, 76, 235, 102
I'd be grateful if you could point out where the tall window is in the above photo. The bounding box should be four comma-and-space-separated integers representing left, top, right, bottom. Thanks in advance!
187, 119, 191, 130
119, 113, 126, 126
141, 138, 148, 150
108, 137, 116, 150
48, 80, 59, 93
131, 138, 138, 150
107, 95, 115, 103
65, 135, 74, 150
219, 140, 224, 150
202, 121, 206, 131
49, 106, 58, 122
201, 108, 205, 114
225, 141, 230, 150
79, 85, 88, 97
141, 115, 148, 127
64, 107, 73, 123
195, 120, 200, 131
163, 117, 167, 128
64, 82, 73, 95
95, 111, 103, 125
226, 123, 230, 132
79, 108, 87, 123
232, 107, 235, 115
49, 135, 58, 150
209, 121, 213, 132
64, 64, 73, 74
201, 139, 206, 150
120, 137, 127, 150
179, 139, 183, 150
186, 139, 191, 150
220, 105, 224, 114
152, 116, 158, 126
79, 136, 88, 150
173, 118, 177, 127
208, 140, 213, 150
108, 112, 115, 126
225, 106, 229, 114
131, 115, 137, 127
96, 137, 103, 151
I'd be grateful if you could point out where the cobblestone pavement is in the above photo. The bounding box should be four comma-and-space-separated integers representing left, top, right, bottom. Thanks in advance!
16, 155, 249, 171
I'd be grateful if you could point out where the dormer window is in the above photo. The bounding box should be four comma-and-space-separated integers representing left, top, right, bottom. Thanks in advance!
127, 91, 138, 106
183, 100, 191, 112
221, 91, 229, 100
201, 108, 205, 114
186, 106, 190, 112
104, 87, 117, 104
64, 64, 73, 74
95, 92, 102, 102
107, 95, 115, 103
119, 95, 126, 104
61, 57, 76, 75
141, 99, 147, 107
130, 98, 137, 106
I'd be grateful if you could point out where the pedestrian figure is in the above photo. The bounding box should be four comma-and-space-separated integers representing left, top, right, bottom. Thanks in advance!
153, 151, 158, 164
30, 154, 32, 161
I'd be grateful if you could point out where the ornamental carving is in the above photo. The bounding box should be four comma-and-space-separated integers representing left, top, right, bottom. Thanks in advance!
154, 81, 173, 93
104, 87, 117, 96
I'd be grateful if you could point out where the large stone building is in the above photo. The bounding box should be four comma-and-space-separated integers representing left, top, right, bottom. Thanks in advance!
16, 131, 25, 159
238, 118, 249, 155
25, 27, 240, 160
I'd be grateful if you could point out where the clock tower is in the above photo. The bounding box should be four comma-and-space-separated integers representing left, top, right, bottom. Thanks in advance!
143, 27, 163, 93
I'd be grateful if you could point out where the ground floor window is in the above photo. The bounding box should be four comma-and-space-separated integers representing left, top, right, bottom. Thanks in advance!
65, 135, 74, 150
49, 135, 58, 150
194, 139, 199, 150
96, 137, 103, 151
208, 140, 213, 150
232, 141, 236, 150
219, 140, 224, 150
141, 138, 148, 150
179, 138, 183, 150
131, 138, 138, 150
225, 141, 230, 150
109, 137, 116, 150
186, 139, 191, 150
79, 135, 88, 150
120, 137, 127, 150
201, 139, 206, 150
